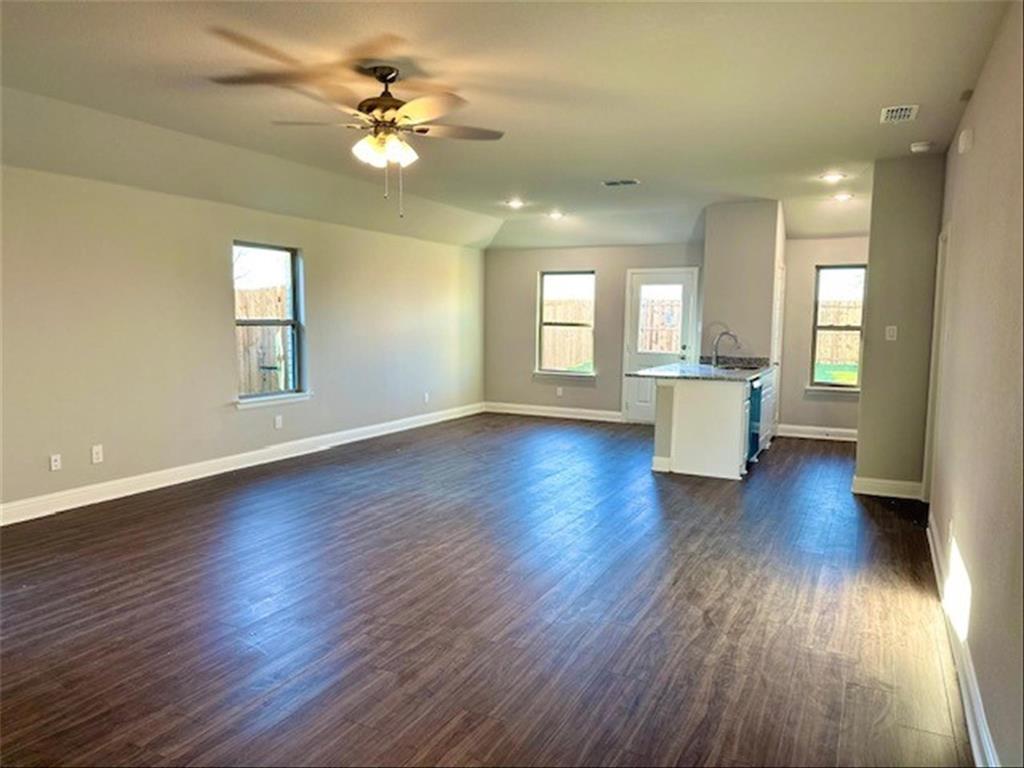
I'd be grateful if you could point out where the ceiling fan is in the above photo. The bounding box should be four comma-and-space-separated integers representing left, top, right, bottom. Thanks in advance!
272, 65, 504, 167
211, 30, 504, 216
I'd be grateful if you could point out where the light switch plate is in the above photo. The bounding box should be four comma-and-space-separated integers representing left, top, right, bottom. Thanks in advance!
91, 444, 104, 464
49, 454, 62, 472
274, 415, 283, 430
885, 325, 898, 341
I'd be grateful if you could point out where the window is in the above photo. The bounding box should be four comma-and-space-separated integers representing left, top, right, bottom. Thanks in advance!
233, 243, 303, 399
811, 265, 866, 387
637, 283, 684, 354
538, 271, 595, 374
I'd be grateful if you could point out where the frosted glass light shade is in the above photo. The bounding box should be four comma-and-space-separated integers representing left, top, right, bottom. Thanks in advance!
384, 134, 418, 167
351, 133, 418, 168
352, 135, 388, 168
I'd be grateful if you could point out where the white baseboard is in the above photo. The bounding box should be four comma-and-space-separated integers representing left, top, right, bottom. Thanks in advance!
651, 456, 671, 472
0, 402, 486, 527
484, 401, 624, 423
777, 423, 858, 442
851, 475, 923, 499
926, 525, 1001, 767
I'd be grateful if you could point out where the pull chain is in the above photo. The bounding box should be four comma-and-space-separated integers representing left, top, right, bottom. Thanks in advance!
381, 160, 404, 218
398, 162, 404, 218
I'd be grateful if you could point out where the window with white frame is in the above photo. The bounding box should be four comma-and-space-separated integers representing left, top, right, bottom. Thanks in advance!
233, 243, 304, 398
537, 271, 596, 374
811, 265, 866, 387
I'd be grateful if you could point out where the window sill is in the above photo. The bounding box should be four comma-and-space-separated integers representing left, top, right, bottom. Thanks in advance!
236, 391, 312, 409
805, 385, 860, 396
533, 370, 597, 379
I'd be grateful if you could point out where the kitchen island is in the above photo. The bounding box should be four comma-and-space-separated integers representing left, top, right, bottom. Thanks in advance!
626, 362, 777, 479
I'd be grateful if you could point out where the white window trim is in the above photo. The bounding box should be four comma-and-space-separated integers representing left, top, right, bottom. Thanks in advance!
235, 391, 313, 410
804, 384, 860, 395
536, 270, 597, 376
811, 264, 866, 389
532, 370, 597, 379
233, 241, 307, 400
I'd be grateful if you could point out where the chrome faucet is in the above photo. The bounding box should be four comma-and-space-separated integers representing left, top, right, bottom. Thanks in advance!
712, 329, 740, 368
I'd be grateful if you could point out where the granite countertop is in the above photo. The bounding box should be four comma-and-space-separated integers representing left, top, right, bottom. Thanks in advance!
625, 362, 774, 382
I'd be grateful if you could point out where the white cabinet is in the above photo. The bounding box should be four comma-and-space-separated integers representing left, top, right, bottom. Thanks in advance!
660, 378, 752, 480
645, 367, 777, 480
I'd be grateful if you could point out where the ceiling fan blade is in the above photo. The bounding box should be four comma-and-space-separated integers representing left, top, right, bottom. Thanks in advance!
346, 33, 406, 61
213, 70, 321, 86
409, 124, 504, 141
315, 81, 362, 107
271, 120, 354, 127
213, 58, 360, 86
396, 93, 467, 125
272, 121, 368, 132
392, 77, 457, 95
210, 27, 300, 66
286, 85, 372, 122
214, 71, 367, 121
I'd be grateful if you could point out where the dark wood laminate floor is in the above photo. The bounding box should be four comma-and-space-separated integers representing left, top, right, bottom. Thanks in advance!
1, 414, 971, 767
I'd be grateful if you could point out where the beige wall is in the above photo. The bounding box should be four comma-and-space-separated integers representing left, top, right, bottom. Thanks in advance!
484, 243, 702, 412
855, 156, 945, 481
701, 200, 782, 359
930, 3, 1023, 764
2, 88, 501, 249
1, 166, 484, 503
779, 237, 868, 430
770, 203, 787, 367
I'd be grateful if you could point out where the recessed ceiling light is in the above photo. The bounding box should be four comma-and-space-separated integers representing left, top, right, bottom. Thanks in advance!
832, 192, 854, 202
820, 171, 846, 184
548, 210, 565, 220
505, 197, 525, 209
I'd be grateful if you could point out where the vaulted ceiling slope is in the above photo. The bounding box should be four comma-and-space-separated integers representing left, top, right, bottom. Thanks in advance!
1, 2, 1008, 248
2, 88, 502, 249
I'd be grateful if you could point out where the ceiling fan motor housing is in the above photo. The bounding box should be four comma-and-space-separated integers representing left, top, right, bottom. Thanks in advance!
365, 64, 400, 82
357, 65, 406, 117
357, 94, 407, 117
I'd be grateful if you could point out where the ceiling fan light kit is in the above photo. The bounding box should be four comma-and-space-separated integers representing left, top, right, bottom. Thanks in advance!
351, 133, 419, 169
213, 45, 504, 218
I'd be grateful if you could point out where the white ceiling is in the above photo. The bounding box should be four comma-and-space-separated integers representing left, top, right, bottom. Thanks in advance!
1, 2, 1008, 247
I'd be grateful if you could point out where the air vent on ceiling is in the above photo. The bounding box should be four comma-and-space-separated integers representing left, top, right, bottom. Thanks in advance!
602, 179, 640, 187
880, 104, 920, 124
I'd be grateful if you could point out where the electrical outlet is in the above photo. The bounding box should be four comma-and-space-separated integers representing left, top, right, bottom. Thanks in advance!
423, 392, 430, 404
556, 386, 564, 397
274, 414, 283, 430
885, 325, 898, 341
49, 454, 62, 472
91, 444, 104, 464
